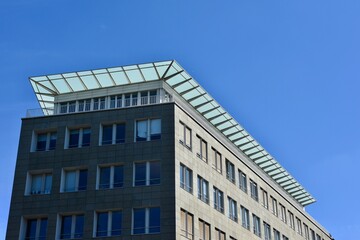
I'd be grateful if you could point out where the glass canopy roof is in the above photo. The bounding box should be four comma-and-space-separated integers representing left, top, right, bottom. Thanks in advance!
29, 60, 315, 206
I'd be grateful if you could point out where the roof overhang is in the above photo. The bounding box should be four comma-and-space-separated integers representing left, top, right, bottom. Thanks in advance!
29, 60, 316, 206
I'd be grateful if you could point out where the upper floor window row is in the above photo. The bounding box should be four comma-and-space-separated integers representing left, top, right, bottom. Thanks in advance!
31, 118, 161, 152
57, 90, 165, 114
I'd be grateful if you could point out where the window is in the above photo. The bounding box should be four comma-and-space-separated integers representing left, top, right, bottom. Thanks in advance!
197, 135, 208, 162
180, 209, 193, 239
304, 223, 310, 240
296, 217, 303, 235
316, 233, 321, 240
78, 99, 91, 112
279, 203, 287, 223
228, 197, 238, 222
109, 95, 122, 108
213, 187, 224, 213
197, 176, 209, 204
241, 206, 250, 230
59, 214, 84, 239
101, 123, 125, 145
271, 196, 278, 216
250, 179, 258, 201
62, 169, 87, 192
282, 235, 289, 240
136, 119, 161, 141
179, 122, 192, 149
238, 170, 247, 193
95, 210, 122, 237
288, 211, 295, 230
264, 222, 271, 240
180, 164, 193, 193
253, 214, 261, 237
310, 229, 316, 240
26, 172, 52, 195
274, 229, 281, 240
212, 148, 222, 173
97, 165, 124, 189
226, 159, 235, 183
132, 207, 160, 234
66, 128, 91, 148
93, 97, 106, 110
33, 132, 57, 151
261, 188, 268, 209
199, 219, 210, 240
134, 161, 160, 186
215, 228, 225, 240
24, 217, 48, 240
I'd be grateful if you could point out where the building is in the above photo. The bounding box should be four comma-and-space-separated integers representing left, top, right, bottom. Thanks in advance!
6, 60, 333, 240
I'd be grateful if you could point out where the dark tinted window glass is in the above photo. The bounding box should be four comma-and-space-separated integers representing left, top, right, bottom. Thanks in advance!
61, 216, 72, 239
102, 125, 113, 145
69, 130, 79, 148
96, 213, 108, 237
39, 218, 48, 240
114, 166, 124, 188
36, 134, 47, 151
78, 170, 87, 191
149, 207, 161, 233
116, 124, 125, 143
111, 211, 122, 236
133, 209, 146, 234
82, 128, 91, 147
74, 215, 84, 238
150, 162, 160, 185
135, 163, 147, 186
26, 219, 37, 239
49, 133, 57, 150
99, 167, 110, 189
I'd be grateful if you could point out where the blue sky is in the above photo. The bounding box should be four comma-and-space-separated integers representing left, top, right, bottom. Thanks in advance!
1, 0, 359, 238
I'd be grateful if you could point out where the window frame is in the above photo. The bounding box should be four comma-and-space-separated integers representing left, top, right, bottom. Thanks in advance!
250, 179, 258, 201
61, 168, 88, 193
196, 135, 208, 162
32, 131, 57, 152
66, 127, 91, 149
100, 123, 126, 145
97, 164, 124, 190
212, 148, 222, 174
59, 214, 84, 239
180, 164, 193, 193
238, 169, 247, 193
94, 210, 122, 237
132, 207, 160, 235
228, 197, 238, 222
25, 171, 52, 195
180, 209, 194, 240
264, 221, 271, 240
253, 214, 261, 237
135, 118, 162, 142
213, 187, 224, 213
179, 121, 192, 149
133, 161, 161, 186
22, 217, 48, 240
271, 196, 278, 217
241, 206, 250, 230
199, 218, 211, 240
226, 159, 235, 183
197, 175, 209, 204
261, 188, 269, 209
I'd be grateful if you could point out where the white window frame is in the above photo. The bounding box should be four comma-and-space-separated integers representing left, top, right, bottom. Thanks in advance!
20, 217, 48, 240
261, 188, 269, 209
196, 135, 208, 162
250, 179, 258, 201
197, 175, 209, 204
212, 148, 222, 174
96, 164, 124, 190
238, 170, 247, 193
132, 207, 160, 235
213, 187, 224, 213
61, 168, 87, 193
31, 131, 57, 152
133, 161, 161, 186
180, 164, 193, 193
25, 171, 52, 195
271, 196, 278, 216
94, 210, 122, 237
100, 123, 126, 145
135, 119, 161, 142
57, 214, 84, 239
226, 159, 235, 183
179, 122, 192, 149
65, 127, 91, 149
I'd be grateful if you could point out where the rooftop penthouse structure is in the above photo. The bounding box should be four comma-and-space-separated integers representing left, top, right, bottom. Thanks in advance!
7, 60, 333, 240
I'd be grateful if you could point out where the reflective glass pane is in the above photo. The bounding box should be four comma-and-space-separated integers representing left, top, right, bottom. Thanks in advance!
99, 167, 110, 189
74, 215, 84, 238
26, 219, 37, 239
78, 170, 87, 191
69, 129, 79, 148
60, 216, 72, 239
115, 124, 125, 143
133, 208, 146, 234
136, 120, 147, 141
134, 163, 146, 186
111, 211, 122, 236
102, 125, 113, 145
149, 207, 160, 233
113, 166, 124, 188
81, 128, 91, 147
150, 162, 160, 185
150, 119, 161, 140
97, 213, 108, 237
